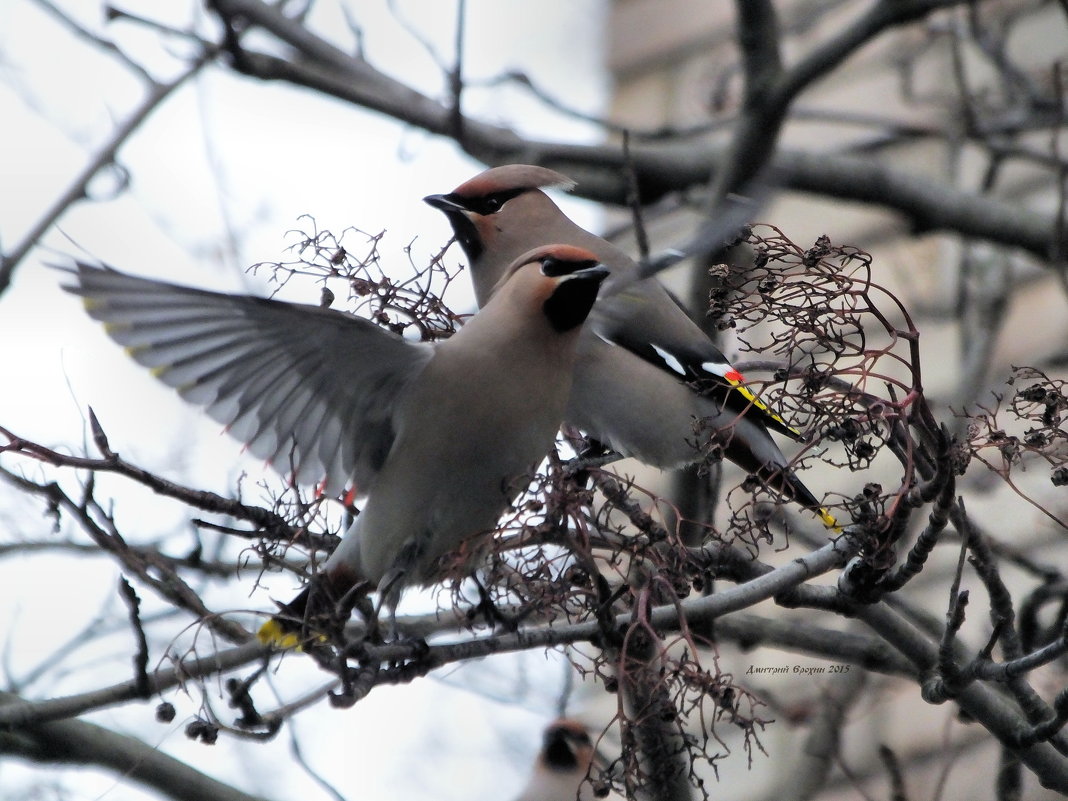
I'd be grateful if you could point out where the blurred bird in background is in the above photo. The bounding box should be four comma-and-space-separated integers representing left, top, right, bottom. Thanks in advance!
513, 718, 601, 801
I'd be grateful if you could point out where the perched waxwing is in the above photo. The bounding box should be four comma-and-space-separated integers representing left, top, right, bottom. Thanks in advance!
61, 245, 609, 645
425, 165, 838, 529
513, 719, 598, 801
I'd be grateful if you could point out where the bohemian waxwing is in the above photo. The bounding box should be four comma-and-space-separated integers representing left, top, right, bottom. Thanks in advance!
425, 165, 838, 529
513, 719, 599, 801
61, 245, 609, 645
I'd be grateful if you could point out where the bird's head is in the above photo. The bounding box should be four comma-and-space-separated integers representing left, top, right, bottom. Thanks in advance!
496, 244, 608, 334
540, 718, 594, 772
424, 165, 578, 301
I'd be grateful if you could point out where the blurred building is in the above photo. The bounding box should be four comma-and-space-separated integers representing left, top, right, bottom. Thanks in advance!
576, 2, 1068, 799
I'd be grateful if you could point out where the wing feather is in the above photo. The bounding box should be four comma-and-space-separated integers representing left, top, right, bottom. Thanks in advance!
62, 262, 433, 495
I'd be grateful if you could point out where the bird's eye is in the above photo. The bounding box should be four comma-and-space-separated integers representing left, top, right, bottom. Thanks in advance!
472, 188, 525, 216
540, 256, 563, 276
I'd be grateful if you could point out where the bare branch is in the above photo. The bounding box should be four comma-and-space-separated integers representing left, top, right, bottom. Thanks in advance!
855, 603, 1068, 792
117, 576, 152, 700
0, 641, 265, 728
0, 423, 296, 539
0, 47, 217, 294
0, 691, 273, 801
202, 0, 1061, 263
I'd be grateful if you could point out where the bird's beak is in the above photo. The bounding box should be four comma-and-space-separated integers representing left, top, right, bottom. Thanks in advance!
422, 193, 466, 213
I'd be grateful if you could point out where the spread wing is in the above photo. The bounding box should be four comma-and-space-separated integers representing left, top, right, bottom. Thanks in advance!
62, 261, 434, 495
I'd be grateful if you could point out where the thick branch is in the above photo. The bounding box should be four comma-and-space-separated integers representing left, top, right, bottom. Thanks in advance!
708, 0, 784, 200
203, 4, 1059, 263
714, 612, 916, 677
776, 668, 868, 801
777, 0, 969, 107
0, 691, 273, 801
0, 642, 266, 729
854, 602, 1068, 793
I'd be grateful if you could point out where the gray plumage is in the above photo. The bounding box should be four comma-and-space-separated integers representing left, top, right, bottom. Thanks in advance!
62, 244, 609, 640
425, 165, 837, 526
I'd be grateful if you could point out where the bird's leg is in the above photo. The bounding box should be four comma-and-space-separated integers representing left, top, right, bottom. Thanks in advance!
330, 580, 374, 641
568, 435, 616, 488
363, 580, 397, 643
373, 538, 425, 641
468, 574, 521, 632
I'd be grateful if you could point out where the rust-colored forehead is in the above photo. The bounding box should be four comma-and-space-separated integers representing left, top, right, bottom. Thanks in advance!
496, 244, 602, 302
515, 243, 599, 266
450, 164, 576, 197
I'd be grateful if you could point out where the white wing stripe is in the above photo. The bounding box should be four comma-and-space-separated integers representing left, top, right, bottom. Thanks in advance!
651, 343, 686, 376
699, 360, 730, 378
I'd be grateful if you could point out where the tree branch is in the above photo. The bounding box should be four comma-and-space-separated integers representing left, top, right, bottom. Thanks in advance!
0, 691, 275, 801
853, 602, 1068, 793
200, 3, 1059, 264
0, 47, 216, 295
0, 641, 267, 729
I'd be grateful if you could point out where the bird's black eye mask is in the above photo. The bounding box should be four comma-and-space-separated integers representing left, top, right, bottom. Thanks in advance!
541, 259, 607, 332
539, 256, 600, 277
453, 186, 527, 216
427, 187, 530, 262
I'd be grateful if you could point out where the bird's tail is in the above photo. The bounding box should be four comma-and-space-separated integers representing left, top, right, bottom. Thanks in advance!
767, 465, 842, 532
257, 574, 371, 649
257, 586, 311, 649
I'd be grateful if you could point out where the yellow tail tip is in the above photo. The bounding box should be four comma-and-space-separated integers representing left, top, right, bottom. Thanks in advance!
257, 619, 303, 650
818, 507, 843, 533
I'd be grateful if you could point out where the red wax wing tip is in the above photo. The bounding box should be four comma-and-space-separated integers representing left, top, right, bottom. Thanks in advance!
725, 369, 744, 383
342, 487, 358, 506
